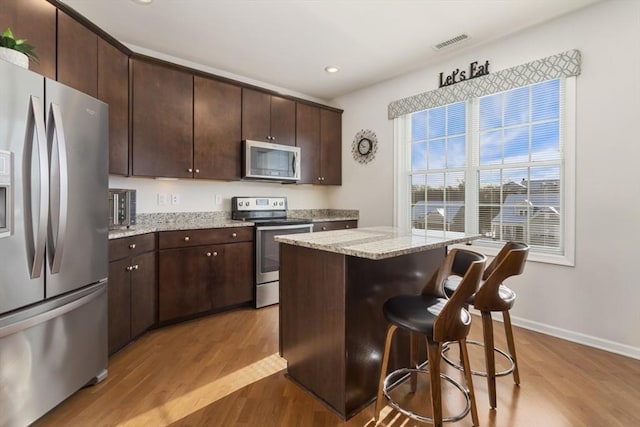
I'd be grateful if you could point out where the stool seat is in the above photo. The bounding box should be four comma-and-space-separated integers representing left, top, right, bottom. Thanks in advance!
383, 295, 461, 336
444, 279, 516, 310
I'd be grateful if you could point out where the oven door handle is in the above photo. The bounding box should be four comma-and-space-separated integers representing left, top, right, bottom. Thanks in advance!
255, 224, 313, 231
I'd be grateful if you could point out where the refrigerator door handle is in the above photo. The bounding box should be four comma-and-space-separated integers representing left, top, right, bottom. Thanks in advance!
24, 95, 49, 279
47, 103, 69, 274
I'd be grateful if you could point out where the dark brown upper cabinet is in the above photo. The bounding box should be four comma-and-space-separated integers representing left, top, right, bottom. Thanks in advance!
98, 38, 129, 176
242, 88, 295, 146
57, 11, 98, 97
131, 59, 193, 178
296, 104, 342, 185
194, 77, 242, 180
296, 103, 321, 184
320, 109, 342, 185
0, 0, 56, 79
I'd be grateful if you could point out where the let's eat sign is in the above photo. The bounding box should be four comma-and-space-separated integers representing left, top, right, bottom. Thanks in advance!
439, 60, 490, 88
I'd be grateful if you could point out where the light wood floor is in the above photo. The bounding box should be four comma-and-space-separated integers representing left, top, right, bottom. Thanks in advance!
37, 305, 640, 426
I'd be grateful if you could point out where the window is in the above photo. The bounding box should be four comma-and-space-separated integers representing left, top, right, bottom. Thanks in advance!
397, 77, 575, 264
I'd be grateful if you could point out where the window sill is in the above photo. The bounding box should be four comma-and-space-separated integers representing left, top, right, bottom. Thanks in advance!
449, 241, 575, 267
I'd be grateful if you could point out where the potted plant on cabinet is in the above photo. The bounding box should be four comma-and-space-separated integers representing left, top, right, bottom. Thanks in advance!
0, 28, 38, 69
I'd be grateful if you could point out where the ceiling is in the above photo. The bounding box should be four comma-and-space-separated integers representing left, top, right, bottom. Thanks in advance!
60, 0, 600, 101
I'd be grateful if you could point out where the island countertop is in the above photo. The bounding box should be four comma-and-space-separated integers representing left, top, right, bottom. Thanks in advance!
274, 226, 480, 260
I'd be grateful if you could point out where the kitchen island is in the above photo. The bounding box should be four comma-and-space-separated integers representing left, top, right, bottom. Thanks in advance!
275, 226, 480, 419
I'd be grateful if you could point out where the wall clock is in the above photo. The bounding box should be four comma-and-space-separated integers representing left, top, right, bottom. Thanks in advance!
352, 129, 378, 164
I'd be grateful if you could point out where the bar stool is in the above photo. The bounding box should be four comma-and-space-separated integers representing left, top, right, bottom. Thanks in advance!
442, 241, 529, 409
375, 248, 486, 426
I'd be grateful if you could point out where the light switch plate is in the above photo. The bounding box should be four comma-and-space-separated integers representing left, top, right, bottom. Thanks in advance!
157, 193, 168, 205
215, 194, 222, 205
171, 193, 180, 205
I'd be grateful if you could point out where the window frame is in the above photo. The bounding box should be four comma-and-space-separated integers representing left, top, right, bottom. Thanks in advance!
394, 77, 576, 266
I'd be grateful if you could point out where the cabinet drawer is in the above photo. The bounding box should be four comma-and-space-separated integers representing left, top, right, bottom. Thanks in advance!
159, 226, 253, 249
109, 233, 157, 261
313, 220, 358, 232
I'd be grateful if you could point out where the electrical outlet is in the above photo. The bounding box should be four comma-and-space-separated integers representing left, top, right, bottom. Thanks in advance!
215, 194, 222, 205
171, 193, 180, 205
158, 193, 168, 205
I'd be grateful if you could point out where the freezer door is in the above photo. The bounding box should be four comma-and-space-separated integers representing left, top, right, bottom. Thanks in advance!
45, 79, 108, 298
0, 60, 47, 313
0, 281, 107, 426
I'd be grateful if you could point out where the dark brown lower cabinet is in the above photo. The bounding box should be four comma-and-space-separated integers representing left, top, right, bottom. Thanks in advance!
313, 220, 358, 232
158, 227, 254, 323
108, 234, 157, 355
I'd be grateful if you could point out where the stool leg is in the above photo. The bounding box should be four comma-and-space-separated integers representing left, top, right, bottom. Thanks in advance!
410, 331, 419, 392
375, 324, 397, 422
481, 311, 497, 408
459, 338, 479, 426
426, 339, 443, 427
503, 310, 520, 385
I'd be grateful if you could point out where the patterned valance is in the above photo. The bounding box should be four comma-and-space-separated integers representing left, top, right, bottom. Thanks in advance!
388, 49, 581, 119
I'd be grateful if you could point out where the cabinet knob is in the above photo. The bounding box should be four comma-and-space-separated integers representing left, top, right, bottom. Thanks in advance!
345, 225, 350, 229
188, 168, 193, 173
129, 243, 136, 249
317, 177, 322, 181
232, 232, 237, 237
206, 251, 218, 257
184, 236, 190, 241
322, 226, 327, 231
206, 252, 212, 257
133, 264, 139, 270
125, 265, 133, 272
195, 169, 200, 173
213, 251, 218, 256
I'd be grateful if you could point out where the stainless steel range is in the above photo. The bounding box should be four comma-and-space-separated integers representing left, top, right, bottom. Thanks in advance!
232, 197, 313, 308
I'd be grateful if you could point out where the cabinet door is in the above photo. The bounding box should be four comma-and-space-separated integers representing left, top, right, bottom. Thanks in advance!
98, 38, 129, 176
320, 109, 342, 185
108, 258, 132, 355
270, 95, 296, 146
241, 88, 271, 143
313, 220, 357, 232
296, 103, 321, 184
0, 0, 56, 79
131, 251, 157, 337
211, 242, 253, 309
194, 77, 242, 180
132, 59, 193, 178
57, 11, 98, 97
158, 246, 212, 322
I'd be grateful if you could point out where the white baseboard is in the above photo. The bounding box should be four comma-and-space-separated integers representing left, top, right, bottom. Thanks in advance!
470, 309, 640, 360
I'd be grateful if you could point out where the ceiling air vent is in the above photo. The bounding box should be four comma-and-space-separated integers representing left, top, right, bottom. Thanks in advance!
433, 34, 469, 51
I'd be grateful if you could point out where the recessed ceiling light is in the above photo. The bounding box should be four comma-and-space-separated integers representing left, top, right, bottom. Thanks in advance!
131, 0, 153, 5
324, 66, 340, 74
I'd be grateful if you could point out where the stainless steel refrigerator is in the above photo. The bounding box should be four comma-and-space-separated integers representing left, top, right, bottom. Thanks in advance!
0, 59, 108, 426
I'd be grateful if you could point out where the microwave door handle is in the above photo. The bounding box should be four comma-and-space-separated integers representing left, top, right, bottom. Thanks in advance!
47, 103, 69, 274
292, 152, 297, 176
24, 95, 49, 279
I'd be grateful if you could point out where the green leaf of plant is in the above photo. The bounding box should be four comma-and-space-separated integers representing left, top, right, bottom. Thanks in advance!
2, 28, 14, 38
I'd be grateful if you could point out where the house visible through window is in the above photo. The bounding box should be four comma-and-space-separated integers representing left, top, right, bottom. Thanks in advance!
405, 78, 573, 260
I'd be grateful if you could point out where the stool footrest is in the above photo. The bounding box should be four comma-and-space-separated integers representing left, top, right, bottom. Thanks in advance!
442, 340, 515, 377
383, 367, 471, 423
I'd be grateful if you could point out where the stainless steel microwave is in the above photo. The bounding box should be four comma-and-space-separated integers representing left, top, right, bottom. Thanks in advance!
242, 140, 301, 182
108, 188, 136, 229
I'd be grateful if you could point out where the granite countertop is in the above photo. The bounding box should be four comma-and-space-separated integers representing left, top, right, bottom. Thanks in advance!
274, 226, 480, 260
109, 209, 359, 239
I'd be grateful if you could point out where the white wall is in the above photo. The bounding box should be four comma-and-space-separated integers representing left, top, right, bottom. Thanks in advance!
329, 0, 640, 357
